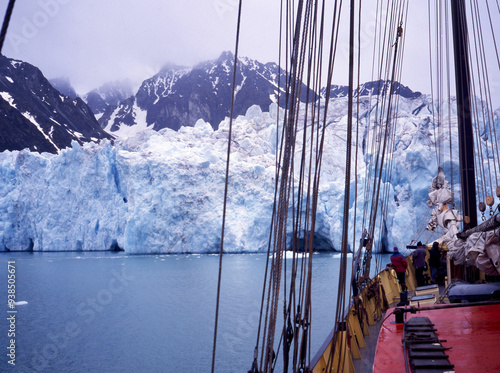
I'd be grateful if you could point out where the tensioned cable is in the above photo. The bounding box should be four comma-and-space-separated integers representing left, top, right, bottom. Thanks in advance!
427, 0, 440, 165
282, 1, 323, 369
369, 1, 404, 241
302, 1, 345, 369
326, 1, 409, 371
369, 0, 396, 257
426, 1, 459, 215
362, 0, 384, 231
410, 205, 434, 244
465, 0, 500, 214
256, 0, 296, 368
468, 0, 491, 205
282, 0, 315, 367
332, 1, 357, 369
445, 3, 455, 202
248, 0, 291, 369
286, 2, 318, 369
438, 1, 446, 168
290, 1, 333, 369
300, 18, 326, 364
367, 0, 398, 236
278, 0, 345, 369
351, 0, 363, 287
485, 0, 500, 70
367, 0, 408, 274
262, 0, 311, 369
358, 0, 396, 285
360, 0, 381, 232
429, 1, 451, 191
471, 0, 499, 194
359, 0, 389, 262
482, 1, 500, 189
210, 1, 243, 371
255, 1, 297, 367
322, 2, 354, 370
0, 0, 16, 54
293, 2, 326, 369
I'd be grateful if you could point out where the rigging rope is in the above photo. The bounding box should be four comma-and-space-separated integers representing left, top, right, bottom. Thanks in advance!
325, 0, 357, 370
251, 0, 498, 371
470, 0, 500, 201
211, 1, 243, 371
254, 0, 348, 370
262, 0, 309, 369
351, 0, 363, 299
444, 2, 456, 202
485, 1, 500, 70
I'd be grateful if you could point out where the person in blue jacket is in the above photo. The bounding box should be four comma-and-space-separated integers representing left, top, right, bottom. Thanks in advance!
390, 247, 408, 290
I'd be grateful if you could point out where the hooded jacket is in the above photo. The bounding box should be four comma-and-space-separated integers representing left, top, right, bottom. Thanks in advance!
390, 252, 408, 273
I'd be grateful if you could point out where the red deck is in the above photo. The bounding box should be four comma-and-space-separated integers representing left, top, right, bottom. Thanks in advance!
373, 303, 500, 372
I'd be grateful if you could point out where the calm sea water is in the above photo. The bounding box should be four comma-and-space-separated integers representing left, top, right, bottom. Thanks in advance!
0, 252, 390, 372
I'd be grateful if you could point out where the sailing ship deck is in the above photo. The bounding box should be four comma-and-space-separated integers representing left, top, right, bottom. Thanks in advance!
351, 284, 445, 373
373, 303, 500, 373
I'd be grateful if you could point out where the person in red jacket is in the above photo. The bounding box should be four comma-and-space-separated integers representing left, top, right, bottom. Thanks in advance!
390, 247, 408, 290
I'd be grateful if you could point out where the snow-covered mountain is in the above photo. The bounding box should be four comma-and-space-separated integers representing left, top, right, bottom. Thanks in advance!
98, 51, 316, 137
95, 53, 421, 139
0, 55, 113, 153
83, 80, 134, 118
2, 91, 497, 254
323, 80, 422, 99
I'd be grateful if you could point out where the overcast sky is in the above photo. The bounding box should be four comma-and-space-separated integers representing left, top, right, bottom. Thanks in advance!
2, 0, 499, 101
2, 0, 282, 93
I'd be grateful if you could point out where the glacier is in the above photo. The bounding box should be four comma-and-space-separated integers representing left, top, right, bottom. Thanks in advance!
0, 98, 498, 254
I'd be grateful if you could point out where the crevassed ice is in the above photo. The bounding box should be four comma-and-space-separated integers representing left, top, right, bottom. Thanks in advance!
1, 99, 496, 254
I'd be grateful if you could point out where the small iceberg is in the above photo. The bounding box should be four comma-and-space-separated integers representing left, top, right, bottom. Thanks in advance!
269, 251, 309, 259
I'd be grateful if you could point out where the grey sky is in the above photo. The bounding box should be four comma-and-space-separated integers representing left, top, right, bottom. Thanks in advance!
1, 0, 499, 102
3, 0, 259, 92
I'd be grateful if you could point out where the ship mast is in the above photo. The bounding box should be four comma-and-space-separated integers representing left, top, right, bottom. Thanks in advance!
450, 0, 477, 228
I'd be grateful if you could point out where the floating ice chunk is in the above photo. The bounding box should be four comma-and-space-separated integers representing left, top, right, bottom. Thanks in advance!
194, 118, 213, 134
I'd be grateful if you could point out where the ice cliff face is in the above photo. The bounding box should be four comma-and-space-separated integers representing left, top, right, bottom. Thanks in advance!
1, 97, 498, 253
0, 104, 279, 253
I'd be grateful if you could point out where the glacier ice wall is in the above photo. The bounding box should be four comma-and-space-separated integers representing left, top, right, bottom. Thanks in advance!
1, 100, 497, 253
0, 105, 279, 253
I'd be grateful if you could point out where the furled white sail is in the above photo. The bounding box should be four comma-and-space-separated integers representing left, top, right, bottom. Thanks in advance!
426, 169, 500, 275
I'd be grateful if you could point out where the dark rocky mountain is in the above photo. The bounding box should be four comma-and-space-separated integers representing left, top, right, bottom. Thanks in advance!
83, 80, 134, 116
99, 51, 317, 134
322, 79, 422, 99
0, 55, 113, 154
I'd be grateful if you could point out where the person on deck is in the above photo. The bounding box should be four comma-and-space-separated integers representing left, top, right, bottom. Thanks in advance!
429, 241, 441, 284
412, 241, 428, 287
390, 247, 408, 290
